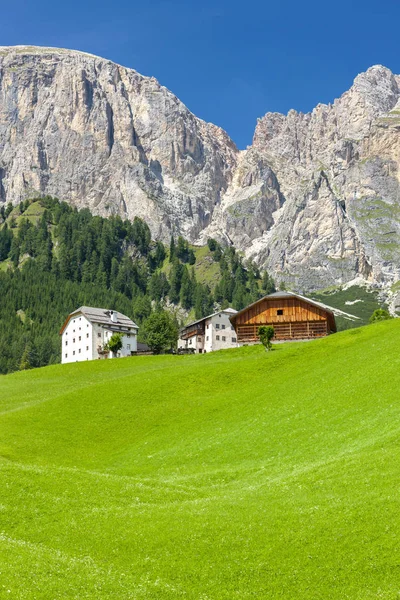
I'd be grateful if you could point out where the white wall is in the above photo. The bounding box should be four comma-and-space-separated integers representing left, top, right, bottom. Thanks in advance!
61, 314, 93, 364
103, 328, 137, 358
62, 315, 138, 363
204, 312, 238, 353
178, 311, 238, 354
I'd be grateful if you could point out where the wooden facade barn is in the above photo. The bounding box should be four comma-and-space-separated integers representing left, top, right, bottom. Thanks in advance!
230, 292, 338, 343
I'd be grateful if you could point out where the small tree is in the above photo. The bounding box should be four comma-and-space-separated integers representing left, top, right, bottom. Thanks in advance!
369, 309, 392, 324
207, 238, 217, 252
106, 333, 123, 357
143, 310, 178, 354
258, 325, 275, 351
169, 235, 176, 263
19, 344, 32, 370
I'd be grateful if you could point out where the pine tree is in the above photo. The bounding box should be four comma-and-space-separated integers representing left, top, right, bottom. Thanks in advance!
232, 282, 247, 311
58, 245, 70, 279
19, 344, 32, 370
169, 235, 176, 262
169, 258, 183, 304
110, 257, 120, 288
188, 249, 196, 265
0, 223, 12, 260
9, 236, 20, 267
176, 236, 188, 261
262, 271, 276, 295
180, 266, 194, 309
132, 295, 152, 323
194, 283, 213, 319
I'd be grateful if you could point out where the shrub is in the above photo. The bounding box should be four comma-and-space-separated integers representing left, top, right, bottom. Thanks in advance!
258, 325, 275, 351
106, 333, 123, 356
369, 309, 392, 324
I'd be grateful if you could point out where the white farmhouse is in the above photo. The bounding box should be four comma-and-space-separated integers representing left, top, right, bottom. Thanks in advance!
178, 308, 238, 353
60, 306, 138, 364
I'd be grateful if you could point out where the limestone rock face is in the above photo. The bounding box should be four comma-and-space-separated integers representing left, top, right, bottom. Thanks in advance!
1, 48, 400, 294
213, 65, 400, 292
0, 46, 237, 240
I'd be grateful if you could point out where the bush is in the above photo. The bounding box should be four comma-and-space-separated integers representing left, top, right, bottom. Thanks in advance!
369, 309, 392, 324
106, 333, 123, 356
258, 325, 275, 351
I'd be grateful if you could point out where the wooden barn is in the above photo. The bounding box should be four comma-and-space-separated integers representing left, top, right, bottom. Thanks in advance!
230, 292, 339, 343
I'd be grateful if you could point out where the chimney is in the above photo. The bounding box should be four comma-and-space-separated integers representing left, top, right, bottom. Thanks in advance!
110, 310, 118, 323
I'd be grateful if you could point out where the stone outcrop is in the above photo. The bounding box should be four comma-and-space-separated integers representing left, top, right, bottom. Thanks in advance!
1, 47, 400, 293
234, 65, 400, 292
0, 46, 237, 241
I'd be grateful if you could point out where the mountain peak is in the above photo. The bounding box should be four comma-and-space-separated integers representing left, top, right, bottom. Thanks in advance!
0, 50, 399, 293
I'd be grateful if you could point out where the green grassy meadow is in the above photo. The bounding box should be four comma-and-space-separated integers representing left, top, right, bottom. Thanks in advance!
1, 321, 400, 598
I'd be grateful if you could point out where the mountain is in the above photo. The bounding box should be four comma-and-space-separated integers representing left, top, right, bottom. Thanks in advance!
0, 47, 400, 303
0, 46, 237, 241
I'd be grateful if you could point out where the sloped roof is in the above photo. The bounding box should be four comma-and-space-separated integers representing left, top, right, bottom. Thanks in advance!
230, 292, 360, 323
60, 306, 138, 335
180, 307, 238, 333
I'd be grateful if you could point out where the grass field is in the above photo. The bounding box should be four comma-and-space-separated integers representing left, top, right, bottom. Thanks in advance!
1, 320, 400, 598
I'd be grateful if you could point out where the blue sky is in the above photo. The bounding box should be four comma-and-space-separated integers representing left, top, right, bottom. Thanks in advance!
1, 0, 400, 148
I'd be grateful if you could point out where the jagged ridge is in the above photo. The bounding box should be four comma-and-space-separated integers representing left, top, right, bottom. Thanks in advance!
1, 47, 400, 299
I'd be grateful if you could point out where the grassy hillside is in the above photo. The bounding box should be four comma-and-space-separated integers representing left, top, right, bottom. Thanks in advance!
1, 321, 400, 598
312, 284, 384, 328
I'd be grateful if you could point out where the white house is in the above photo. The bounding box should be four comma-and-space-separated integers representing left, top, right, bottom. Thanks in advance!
60, 306, 138, 364
178, 308, 238, 353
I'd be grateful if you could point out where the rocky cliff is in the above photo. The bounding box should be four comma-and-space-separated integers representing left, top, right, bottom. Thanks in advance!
205, 65, 400, 298
1, 47, 400, 299
0, 46, 237, 241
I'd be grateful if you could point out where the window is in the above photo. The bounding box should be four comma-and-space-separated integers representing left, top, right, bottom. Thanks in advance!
65, 353, 68, 358
73, 329, 75, 333
232, 337, 237, 343
221, 324, 225, 329
207, 324, 210, 329
87, 324, 89, 327
79, 327, 81, 331
78, 349, 81, 353
86, 346, 89, 351
127, 334, 130, 338
231, 326, 235, 331
86, 333, 89, 338
65, 341, 68, 346
73, 351, 75, 356
73, 338, 75, 343
206, 336, 209, 341
216, 335, 220, 341
79, 336, 81, 341
98, 333, 101, 338
189, 338, 192, 345
222, 336, 226, 341
216, 324, 220, 329
277, 309, 284, 315
79, 318, 81, 321
127, 344, 131, 350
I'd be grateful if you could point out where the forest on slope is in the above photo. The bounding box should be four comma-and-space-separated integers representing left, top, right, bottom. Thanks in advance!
0, 197, 275, 374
